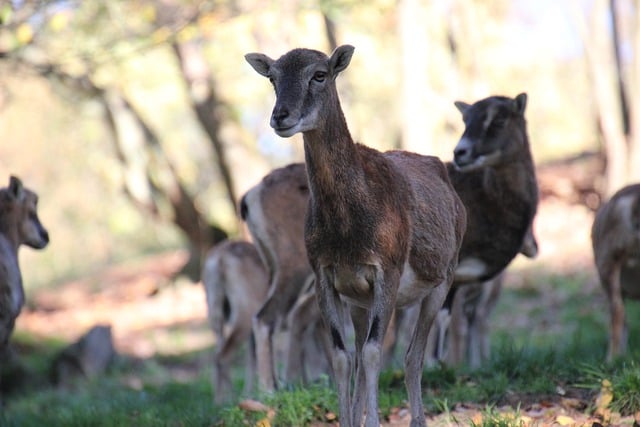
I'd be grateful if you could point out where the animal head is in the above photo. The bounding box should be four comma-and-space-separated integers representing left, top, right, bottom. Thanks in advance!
0, 176, 49, 249
245, 45, 355, 137
453, 93, 529, 172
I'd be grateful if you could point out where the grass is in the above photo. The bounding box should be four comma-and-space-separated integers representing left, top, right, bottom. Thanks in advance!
2, 273, 640, 426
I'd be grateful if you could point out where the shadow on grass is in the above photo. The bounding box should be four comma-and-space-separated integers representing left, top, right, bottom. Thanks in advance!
2, 270, 640, 426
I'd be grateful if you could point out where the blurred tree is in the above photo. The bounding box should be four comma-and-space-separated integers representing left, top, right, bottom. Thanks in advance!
0, 1, 242, 280
572, 0, 640, 197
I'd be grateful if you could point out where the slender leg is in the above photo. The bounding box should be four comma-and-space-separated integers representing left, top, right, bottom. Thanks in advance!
350, 305, 369, 427
405, 281, 450, 427
361, 267, 398, 427
315, 267, 352, 427
253, 315, 276, 392
606, 261, 625, 361
243, 332, 257, 397
284, 288, 317, 384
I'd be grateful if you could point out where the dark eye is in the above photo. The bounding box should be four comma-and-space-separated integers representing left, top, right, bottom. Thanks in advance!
312, 72, 326, 83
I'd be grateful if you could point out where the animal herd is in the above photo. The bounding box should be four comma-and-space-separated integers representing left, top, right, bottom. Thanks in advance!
0, 44, 639, 425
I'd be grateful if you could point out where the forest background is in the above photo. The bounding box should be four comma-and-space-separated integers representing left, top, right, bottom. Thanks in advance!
0, 0, 638, 318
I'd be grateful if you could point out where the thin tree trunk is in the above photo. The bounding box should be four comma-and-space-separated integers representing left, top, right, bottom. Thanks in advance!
172, 42, 239, 224
571, 0, 629, 197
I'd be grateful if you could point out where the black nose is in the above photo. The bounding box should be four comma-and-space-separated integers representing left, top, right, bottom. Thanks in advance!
272, 107, 289, 123
41, 229, 50, 244
454, 147, 467, 158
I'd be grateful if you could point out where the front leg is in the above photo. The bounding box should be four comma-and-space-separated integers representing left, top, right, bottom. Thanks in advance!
405, 281, 450, 427
361, 267, 398, 427
606, 261, 625, 361
350, 304, 369, 427
315, 266, 352, 426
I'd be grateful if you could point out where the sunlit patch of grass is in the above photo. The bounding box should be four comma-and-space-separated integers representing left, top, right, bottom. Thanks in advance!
471, 404, 527, 427
264, 380, 337, 426
580, 360, 640, 416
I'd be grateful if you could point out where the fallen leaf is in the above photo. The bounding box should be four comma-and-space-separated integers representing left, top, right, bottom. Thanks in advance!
561, 397, 586, 410
255, 417, 271, 427
595, 379, 613, 411
556, 414, 576, 425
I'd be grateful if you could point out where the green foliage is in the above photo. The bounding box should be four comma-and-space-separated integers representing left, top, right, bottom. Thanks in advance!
471, 405, 527, 427
264, 380, 337, 426
580, 361, 640, 415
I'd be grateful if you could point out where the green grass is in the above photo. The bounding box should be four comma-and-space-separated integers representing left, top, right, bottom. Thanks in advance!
3, 273, 640, 426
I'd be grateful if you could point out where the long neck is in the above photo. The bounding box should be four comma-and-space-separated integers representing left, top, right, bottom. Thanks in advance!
302, 100, 367, 228
0, 217, 20, 253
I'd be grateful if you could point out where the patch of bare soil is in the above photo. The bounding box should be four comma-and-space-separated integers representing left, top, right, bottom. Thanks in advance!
16, 250, 212, 358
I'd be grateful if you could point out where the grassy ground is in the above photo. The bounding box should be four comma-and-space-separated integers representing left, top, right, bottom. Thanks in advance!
2, 197, 640, 426
2, 271, 640, 427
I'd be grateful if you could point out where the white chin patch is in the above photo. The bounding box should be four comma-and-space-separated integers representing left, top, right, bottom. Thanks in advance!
274, 127, 299, 138
455, 150, 502, 172
454, 257, 488, 282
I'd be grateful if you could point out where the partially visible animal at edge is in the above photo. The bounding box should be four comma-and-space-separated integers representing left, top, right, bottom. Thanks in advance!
246, 45, 466, 427
202, 239, 269, 404
591, 183, 640, 360
0, 175, 49, 397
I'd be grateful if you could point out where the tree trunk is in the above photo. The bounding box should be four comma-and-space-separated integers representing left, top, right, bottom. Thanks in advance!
102, 89, 226, 281
572, 0, 629, 197
172, 41, 239, 227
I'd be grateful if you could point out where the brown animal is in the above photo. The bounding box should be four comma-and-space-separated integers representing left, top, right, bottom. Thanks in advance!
240, 163, 400, 388
246, 45, 466, 427
202, 239, 269, 403
0, 176, 49, 354
239, 163, 315, 392
591, 183, 640, 360
0, 176, 49, 398
435, 94, 538, 370
449, 93, 538, 285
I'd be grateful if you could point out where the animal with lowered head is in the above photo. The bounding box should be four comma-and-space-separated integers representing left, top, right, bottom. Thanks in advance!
246, 45, 466, 427
449, 93, 538, 284
239, 162, 316, 391
591, 183, 640, 360
202, 239, 269, 404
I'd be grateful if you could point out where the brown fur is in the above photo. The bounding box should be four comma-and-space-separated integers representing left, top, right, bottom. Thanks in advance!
238, 163, 316, 392
0, 176, 49, 352
0, 176, 49, 400
591, 183, 640, 360
246, 45, 466, 427
202, 239, 269, 403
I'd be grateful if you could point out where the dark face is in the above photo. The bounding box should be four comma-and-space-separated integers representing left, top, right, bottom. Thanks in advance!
245, 45, 355, 138
20, 190, 49, 249
453, 94, 527, 172
0, 181, 49, 249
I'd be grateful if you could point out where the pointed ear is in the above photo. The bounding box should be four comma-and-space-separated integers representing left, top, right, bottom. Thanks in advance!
454, 101, 470, 114
329, 45, 355, 78
245, 53, 275, 78
8, 175, 24, 200
514, 93, 527, 114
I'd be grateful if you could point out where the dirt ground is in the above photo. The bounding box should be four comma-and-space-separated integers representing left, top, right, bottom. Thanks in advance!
12, 155, 640, 426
